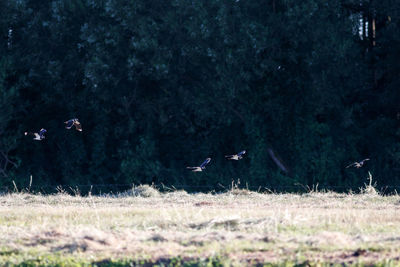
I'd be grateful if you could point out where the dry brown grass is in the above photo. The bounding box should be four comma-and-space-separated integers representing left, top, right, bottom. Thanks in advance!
1, 189, 400, 265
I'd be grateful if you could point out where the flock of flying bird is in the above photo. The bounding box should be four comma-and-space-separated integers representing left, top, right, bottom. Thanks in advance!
24, 118, 82, 140
186, 152, 370, 172
25, 119, 369, 172
186, 150, 247, 172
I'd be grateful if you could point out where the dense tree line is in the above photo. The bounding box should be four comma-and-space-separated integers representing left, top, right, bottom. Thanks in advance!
0, 0, 399, 192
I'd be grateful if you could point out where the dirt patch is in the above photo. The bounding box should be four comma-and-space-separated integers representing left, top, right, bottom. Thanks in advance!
148, 234, 167, 242
52, 234, 117, 253
186, 231, 226, 246
189, 218, 239, 230
24, 229, 67, 247
194, 201, 213, 206
228, 251, 281, 265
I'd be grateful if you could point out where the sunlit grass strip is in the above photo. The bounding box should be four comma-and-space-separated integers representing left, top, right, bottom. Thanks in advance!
0, 185, 400, 265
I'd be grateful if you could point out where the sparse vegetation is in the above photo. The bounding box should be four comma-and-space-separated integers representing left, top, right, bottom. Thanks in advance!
1, 189, 400, 266
360, 172, 379, 195
121, 184, 161, 198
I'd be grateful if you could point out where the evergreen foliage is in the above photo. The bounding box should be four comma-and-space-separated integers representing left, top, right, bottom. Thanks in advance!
0, 0, 399, 191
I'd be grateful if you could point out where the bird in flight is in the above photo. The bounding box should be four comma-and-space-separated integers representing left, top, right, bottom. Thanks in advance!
225, 150, 246, 160
65, 118, 82, 131
25, 128, 47, 141
187, 158, 211, 172
346, 158, 370, 168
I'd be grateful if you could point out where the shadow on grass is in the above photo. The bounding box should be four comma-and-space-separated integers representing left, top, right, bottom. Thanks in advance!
2, 257, 400, 267
1, 250, 399, 267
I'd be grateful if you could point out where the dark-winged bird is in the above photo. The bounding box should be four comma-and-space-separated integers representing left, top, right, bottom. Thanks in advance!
346, 158, 370, 168
187, 158, 211, 172
225, 150, 246, 160
25, 128, 47, 141
64, 118, 82, 131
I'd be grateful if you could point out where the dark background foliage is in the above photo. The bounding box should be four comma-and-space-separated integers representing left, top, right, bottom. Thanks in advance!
0, 0, 399, 192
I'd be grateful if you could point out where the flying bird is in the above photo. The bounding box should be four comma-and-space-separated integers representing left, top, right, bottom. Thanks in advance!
346, 158, 370, 168
64, 118, 82, 131
24, 128, 47, 141
225, 150, 246, 160
187, 158, 211, 172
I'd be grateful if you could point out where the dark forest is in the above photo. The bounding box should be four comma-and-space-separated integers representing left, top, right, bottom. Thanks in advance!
0, 0, 399, 192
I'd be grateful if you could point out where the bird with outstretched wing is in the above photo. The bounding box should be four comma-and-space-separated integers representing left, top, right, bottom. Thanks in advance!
24, 128, 47, 141
346, 158, 370, 168
65, 118, 82, 131
225, 150, 246, 160
187, 158, 211, 172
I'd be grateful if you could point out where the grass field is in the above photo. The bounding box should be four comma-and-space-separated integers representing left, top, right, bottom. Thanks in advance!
1, 185, 400, 266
